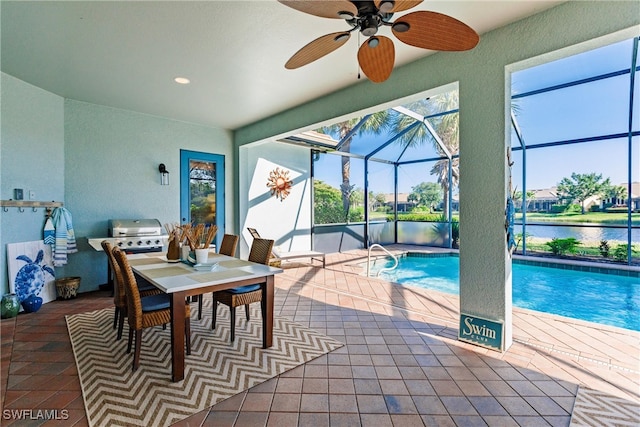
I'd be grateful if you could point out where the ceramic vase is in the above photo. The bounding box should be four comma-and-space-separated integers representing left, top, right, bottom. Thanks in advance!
21, 295, 43, 313
1, 293, 20, 319
166, 239, 180, 261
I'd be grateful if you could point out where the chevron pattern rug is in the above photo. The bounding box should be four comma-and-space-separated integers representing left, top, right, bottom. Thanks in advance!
570, 386, 640, 426
66, 299, 343, 427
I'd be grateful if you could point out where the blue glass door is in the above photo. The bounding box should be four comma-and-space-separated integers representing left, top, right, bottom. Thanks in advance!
180, 150, 225, 250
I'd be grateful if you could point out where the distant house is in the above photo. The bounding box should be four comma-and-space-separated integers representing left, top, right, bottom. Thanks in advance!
633, 182, 640, 211
603, 182, 640, 211
386, 182, 639, 214
522, 187, 559, 212
384, 193, 416, 212
382, 192, 460, 213
518, 182, 640, 213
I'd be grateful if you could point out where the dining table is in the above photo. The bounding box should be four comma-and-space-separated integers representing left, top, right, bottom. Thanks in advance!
126, 251, 283, 382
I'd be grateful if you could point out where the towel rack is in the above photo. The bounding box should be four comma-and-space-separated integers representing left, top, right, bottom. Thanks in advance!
1, 200, 63, 213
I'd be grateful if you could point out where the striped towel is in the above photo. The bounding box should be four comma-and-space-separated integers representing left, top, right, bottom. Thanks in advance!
43, 218, 55, 245
51, 207, 78, 266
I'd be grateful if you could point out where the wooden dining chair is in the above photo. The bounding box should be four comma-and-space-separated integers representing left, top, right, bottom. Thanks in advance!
212, 237, 274, 341
101, 240, 161, 340
112, 247, 191, 371
197, 234, 240, 319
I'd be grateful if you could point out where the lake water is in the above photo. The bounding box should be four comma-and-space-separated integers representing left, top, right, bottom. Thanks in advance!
516, 223, 639, 243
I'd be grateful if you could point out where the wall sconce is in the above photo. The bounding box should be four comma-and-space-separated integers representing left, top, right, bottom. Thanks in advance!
158, 163, 169, 186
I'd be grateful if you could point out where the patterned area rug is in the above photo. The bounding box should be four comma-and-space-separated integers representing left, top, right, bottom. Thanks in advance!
570, 386, 640, 426
66, 299, 343, 427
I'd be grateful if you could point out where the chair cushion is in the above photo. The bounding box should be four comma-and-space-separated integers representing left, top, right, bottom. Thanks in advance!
140, 293, 171, 312
224, 284, 261, 294
137, 282, 157, 292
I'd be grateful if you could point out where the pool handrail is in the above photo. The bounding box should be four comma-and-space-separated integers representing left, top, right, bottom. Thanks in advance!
367, 244, 399, 277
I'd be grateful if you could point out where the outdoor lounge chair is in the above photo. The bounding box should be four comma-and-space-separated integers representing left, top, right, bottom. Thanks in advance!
246, 227, 325, 268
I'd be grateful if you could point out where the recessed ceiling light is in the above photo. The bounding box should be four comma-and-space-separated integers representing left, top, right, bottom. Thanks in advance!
174, 77, 190, 84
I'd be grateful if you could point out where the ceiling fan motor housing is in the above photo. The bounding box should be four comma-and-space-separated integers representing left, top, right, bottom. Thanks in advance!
360, 15, 381, 36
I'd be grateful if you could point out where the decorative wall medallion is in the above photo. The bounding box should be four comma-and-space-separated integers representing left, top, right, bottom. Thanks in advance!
266, 167, 292, 201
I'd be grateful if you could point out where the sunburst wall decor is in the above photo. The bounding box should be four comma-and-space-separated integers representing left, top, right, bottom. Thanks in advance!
267, 167, 292, 201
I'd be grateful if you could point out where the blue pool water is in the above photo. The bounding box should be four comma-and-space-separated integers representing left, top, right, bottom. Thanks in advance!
371, 255, 640, 331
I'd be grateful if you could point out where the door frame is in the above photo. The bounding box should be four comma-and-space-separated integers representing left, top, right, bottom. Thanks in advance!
180, 150, 225, 250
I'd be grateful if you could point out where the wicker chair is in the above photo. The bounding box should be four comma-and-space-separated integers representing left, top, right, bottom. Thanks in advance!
101, 240, 161, 340
197, 234, 240, 320
219, 234, 239, 257
212, 238, 274, 341
246, 228, 281, 267
112, 247, 191, 371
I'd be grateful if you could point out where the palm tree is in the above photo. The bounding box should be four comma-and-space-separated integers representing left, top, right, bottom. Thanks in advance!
390, 92, 460, 217
512, 189, 536, 212
319, 112, 389, 221
606, 184, 628, 206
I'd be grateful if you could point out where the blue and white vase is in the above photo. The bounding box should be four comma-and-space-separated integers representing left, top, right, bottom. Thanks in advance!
21, 294, 43, 313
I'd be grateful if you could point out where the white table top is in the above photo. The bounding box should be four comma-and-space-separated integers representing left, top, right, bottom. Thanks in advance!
126, 252, 282, 294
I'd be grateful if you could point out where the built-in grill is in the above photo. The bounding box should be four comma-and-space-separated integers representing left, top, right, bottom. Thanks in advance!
87, 218, 167, 254
108, 219, 165, 253
87, 219, 167, 292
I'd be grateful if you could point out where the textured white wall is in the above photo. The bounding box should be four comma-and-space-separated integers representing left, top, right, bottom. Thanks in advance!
238, 142, 311, 258
1, 73, 65, 294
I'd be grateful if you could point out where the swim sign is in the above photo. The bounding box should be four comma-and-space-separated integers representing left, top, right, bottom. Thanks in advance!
459, 314, 504, 351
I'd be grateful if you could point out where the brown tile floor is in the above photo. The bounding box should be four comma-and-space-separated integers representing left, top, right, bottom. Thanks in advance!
1, 245, 638, 426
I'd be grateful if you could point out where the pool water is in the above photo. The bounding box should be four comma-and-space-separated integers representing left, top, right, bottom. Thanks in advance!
371, 255, 640, 331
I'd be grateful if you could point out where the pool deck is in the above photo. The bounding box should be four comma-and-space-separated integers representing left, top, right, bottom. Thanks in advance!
276, 245, 639, 424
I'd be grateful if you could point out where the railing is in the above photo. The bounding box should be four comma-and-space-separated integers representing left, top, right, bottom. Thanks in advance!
367, 244, 399, 277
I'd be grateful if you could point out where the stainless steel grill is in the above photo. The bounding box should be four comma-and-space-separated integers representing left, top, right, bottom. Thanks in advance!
108, 219, 165, 253
88, 219, 167, 253
87, 218, 168, 293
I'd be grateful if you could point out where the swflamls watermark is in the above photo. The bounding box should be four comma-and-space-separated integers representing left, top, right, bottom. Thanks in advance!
2, 409, 70, 421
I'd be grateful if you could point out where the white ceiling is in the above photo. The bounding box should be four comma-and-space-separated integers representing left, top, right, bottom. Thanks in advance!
1, 1, 563, 130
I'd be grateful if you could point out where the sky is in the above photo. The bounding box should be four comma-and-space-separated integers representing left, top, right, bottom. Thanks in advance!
314, 36, 639, 195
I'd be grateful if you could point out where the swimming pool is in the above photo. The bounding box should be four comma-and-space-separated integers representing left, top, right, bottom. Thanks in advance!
369, 254, 640, 331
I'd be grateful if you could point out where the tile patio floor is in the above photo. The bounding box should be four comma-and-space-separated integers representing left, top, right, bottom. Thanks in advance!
1, 245, 638, 426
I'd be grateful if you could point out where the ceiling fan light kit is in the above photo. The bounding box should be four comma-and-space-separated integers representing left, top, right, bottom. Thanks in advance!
279, 0, 479, 83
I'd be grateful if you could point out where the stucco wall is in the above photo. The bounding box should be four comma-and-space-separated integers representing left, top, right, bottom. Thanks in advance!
1, 83, 233, 294
62, 100, 234, 291
238, 141, 312, 258
1, 73, 65, 294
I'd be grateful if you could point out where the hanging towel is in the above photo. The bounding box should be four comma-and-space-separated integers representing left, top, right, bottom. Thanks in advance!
43, 217, 55, 245
51, 207, 78, 266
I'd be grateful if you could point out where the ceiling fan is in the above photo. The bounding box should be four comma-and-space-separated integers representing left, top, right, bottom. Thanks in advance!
279, 0, 479, 83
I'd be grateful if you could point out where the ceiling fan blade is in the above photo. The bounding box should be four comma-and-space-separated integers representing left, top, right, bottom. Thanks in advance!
278, 0, 357, 19
392, 11, 479, 51
357, 35, 395, 83
375, 0, 423, 13
285, 32, 351, 69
